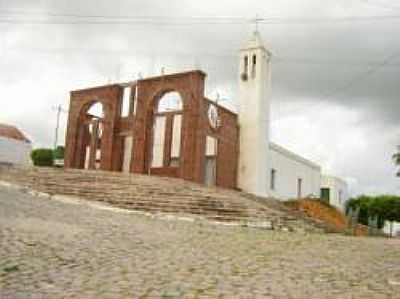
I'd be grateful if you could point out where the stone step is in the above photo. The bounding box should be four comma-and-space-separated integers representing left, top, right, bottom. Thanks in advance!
0, 166, 326, 233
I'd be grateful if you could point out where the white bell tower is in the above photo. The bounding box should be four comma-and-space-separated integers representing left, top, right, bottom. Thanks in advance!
237, 31, 272, 197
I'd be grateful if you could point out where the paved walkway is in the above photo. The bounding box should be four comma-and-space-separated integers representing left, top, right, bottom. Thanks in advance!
0, 186, 399, 298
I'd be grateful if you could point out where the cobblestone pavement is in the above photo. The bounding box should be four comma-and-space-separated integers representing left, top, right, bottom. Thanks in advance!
1, 186, 400, 299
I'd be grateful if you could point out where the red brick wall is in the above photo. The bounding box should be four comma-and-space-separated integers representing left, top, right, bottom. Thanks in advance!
65, 85, 122, 171
65, 70, 239, 189
203, 99, 239, 189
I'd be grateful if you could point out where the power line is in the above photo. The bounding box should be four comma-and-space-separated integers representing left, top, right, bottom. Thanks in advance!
361, 0, 400, 12
2, 44, 400, 68
273, 56, 400, 68
258, 15, 400, 24
0, 12, 400, 25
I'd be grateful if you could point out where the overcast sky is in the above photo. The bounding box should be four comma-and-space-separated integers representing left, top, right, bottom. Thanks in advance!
1, 0, 399, 196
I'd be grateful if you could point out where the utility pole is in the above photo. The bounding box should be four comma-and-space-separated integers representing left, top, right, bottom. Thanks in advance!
52, 104, 67, 150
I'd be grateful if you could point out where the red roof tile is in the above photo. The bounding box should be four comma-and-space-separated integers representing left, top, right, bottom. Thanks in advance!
0, 123, 31, 143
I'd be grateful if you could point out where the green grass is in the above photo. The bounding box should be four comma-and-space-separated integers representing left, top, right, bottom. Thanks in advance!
3, 265, 19, 273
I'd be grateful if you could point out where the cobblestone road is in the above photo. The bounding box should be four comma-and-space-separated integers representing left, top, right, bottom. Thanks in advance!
1, 186, 400, 298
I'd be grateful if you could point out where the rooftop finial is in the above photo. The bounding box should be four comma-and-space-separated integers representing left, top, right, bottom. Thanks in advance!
253, 14, 262, 34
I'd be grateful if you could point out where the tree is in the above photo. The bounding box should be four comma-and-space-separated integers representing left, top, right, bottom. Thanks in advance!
53, 146, 65, 160
31, 149, 54, 167
346, 195, 400, 234
393, 146, 400, 177
380, 196, 400, 237
346, 196, 377, 227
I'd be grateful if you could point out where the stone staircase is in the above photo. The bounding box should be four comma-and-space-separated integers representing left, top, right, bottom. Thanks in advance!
0, 166, 325, 233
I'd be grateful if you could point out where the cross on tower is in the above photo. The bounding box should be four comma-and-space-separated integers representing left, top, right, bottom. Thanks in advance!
252, 15, 263, 32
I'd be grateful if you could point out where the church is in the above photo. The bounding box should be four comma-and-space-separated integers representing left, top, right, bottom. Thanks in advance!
64, 31, 348, 206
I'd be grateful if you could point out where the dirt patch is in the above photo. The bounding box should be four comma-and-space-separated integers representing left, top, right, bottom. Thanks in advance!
285, 199, 349, 232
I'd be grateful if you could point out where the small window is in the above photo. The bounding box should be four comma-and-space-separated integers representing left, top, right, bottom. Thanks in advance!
270, 169, 276, 190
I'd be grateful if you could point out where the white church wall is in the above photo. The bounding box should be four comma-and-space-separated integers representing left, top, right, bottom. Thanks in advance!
321, 175, 349, 211
0, 136, 32, 166
268, 143, 321, 200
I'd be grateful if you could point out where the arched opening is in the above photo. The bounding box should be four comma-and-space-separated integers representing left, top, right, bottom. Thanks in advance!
244, 55, 249, 75
157, 92, 183, 113
252, 54, 257, 78
87, 102, 104, 119
82, 102, 104, 170
150, 91, 183, 169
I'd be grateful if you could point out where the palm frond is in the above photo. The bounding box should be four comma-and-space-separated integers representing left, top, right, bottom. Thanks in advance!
394, 146, 400, 177
393, 152, 400, 165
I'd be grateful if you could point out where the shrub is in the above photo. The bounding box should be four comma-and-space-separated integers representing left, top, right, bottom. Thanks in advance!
53, 146, 65, 160
346, 195, 400, 230
31, 148, 54, 167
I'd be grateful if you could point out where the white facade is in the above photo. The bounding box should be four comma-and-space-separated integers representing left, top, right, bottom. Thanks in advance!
268, 143, 321, 200
383, 222, 400, 237
237, 31, 272, 197
321, 175, 349, 211
0, 136, 32, 166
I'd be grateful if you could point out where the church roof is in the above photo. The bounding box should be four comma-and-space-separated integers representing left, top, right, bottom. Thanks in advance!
0, 123, 31, 143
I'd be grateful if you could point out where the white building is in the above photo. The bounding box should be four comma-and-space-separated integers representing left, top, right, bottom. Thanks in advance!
268, 143, 321, 200
383, 222, 400, 237
237, 31, 349, 208
0, 124, 32, 166
320, 175, 349, 211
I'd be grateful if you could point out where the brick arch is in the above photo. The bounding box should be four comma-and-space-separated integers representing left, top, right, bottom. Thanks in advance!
65, 85, 122, 170
145, 89, 186, 175
147, 87, 193, 117
79, 100, 110, 120
131, 71, 206, 182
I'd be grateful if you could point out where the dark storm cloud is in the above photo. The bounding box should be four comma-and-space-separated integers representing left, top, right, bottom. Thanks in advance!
0, 0, 399, 194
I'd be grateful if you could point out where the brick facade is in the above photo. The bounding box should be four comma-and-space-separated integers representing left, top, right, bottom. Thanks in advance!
65, 70, 239, 189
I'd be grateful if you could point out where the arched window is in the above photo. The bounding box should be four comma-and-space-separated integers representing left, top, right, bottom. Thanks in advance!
157, 92, 183, 113
151, 92, 183, 168
244, 55, 249, 76
87, 102, 104, 119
